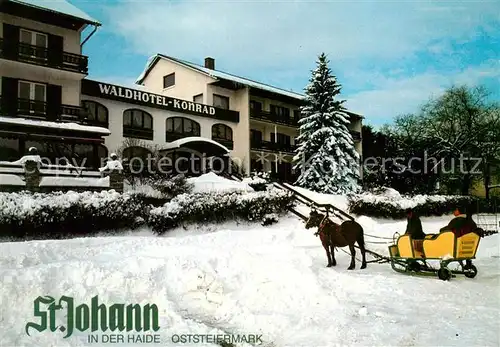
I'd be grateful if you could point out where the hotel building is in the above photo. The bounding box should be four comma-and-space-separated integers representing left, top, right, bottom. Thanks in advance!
0, 0, 363, 182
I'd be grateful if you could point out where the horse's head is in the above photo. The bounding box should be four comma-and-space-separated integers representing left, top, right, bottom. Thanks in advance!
304, 209, 325, 229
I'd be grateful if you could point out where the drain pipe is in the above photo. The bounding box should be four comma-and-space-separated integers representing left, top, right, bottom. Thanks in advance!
81, 24, 99, 48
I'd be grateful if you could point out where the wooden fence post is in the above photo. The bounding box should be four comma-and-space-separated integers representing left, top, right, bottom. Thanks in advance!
24, 160, 41, 192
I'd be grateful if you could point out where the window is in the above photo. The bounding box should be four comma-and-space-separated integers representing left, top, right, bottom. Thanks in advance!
18, 81, 46, 101
270, 104, 290, 118
163, 73, 175, 89
213, 94, 229, 110
19, 29, 48, 60
193, 94, 203, 103
250, 100, 262, 113
82, 100, 108, 125
250, 129, 263, 143
20, 29, 48, 47
273, 133, 291, 145
166, 117, 200, 140
122, 146, 153, 173
212, 124, 233, 141
18, 80, 46, 114
123, 109, 153, 140
123, 109, 153, 129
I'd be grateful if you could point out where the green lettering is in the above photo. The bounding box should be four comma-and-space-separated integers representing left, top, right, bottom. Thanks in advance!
25, 296, 55, 336
91, 296, 108, 332
126, 304, 142, 332
142, 304, 160, 331
109, 304, 125, 331
59, 296, 74, 338
75, 304, 89, 332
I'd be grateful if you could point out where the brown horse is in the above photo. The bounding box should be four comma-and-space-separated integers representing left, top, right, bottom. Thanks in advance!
305, 209, 367, 270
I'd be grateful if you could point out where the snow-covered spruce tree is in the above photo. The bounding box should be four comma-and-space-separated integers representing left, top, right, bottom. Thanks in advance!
293, 53, 361, 194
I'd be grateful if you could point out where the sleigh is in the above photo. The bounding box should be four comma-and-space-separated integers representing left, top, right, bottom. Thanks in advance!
388, 230, 481, 281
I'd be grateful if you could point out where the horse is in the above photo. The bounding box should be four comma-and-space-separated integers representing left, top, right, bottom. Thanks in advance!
304, 209, 367, 270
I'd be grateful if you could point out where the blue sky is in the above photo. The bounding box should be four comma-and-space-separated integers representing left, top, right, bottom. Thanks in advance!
73, 0, 500, 127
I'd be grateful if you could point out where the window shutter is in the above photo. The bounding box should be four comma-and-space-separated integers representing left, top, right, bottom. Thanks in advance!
48, 34, 63, 66
270, 133, 275, 143
46, 84, 62, 121
1, 77, 19, 116
3, 24, 20, 59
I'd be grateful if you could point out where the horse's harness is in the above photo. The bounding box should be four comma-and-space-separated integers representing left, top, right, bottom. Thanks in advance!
315, 214, 339, 245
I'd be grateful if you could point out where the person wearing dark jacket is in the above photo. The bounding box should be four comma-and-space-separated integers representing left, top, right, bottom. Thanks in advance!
405, 208, 426, 240
439, 206, 478, 237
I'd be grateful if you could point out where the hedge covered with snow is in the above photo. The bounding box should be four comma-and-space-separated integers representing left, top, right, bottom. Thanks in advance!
148, 188, 295, 233
348, 191, 475, 218
0, 186, 295, 238
0, 191, 147, 238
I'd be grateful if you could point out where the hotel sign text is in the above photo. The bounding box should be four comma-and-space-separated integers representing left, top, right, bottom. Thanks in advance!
81, 80, 239, 122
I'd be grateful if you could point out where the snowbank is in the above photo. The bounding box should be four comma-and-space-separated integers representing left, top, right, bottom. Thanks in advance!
39, 176, 110, 187
0, 174, 25, 186
187, 172, 253, 193
0, 216, 498, 346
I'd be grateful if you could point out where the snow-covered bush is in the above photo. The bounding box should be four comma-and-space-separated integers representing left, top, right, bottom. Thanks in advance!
0, 190, 147, 238
348, 192, 476, 219
261, 213, 279, 226
148, 188, 295, 233
125, 174, 194, 205
242, 171, 270, 191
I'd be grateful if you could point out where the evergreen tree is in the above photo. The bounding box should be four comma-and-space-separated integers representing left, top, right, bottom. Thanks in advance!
293, 53, 361, 194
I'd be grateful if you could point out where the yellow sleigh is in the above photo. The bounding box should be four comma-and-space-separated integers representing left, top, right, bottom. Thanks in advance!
388, 231, 481, 280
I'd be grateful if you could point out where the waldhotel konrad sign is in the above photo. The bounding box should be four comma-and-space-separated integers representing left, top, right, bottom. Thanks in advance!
81, 80, 239, 122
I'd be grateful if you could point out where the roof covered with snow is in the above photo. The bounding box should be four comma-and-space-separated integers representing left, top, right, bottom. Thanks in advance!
136, 54, 306, 101
8, 0, 101, 25
0, 116, 110, 135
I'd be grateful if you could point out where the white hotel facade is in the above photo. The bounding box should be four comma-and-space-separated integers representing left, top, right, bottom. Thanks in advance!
0, 0, 363, 182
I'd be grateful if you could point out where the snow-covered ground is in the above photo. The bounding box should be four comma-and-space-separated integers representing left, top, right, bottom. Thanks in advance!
1, 214, 499, 347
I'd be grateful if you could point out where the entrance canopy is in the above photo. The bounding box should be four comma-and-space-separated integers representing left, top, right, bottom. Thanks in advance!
161, 136, 230, 157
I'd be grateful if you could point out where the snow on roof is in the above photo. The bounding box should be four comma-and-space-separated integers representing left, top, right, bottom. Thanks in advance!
162, 136, 230, 153
136, 54, 306, 101
0, 116, 110, 135
9, 0, 101, 25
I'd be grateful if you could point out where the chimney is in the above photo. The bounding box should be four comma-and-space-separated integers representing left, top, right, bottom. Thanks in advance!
204, 57, 215, 70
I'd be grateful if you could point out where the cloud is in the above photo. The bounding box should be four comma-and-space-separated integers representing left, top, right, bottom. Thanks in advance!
103, 0, 498, 72
344, 60, 500, 126
94, 0, 499, 125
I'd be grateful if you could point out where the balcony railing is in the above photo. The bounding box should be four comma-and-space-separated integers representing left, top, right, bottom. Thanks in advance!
123, 126, 154, 141
0, 38, 89, 74
212, 138, 234, 150
250, 109, 300, 127
0, 96, 103, 127
251, 139, 297, 153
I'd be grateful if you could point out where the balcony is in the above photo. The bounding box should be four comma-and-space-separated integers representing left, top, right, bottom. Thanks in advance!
250, 109, 300, 127
0, 96, 94, 124
251, 139, 297, 153
0, 38, 89, 74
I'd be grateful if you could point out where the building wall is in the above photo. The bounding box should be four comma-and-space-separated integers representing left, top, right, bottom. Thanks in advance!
0, 13, 82, 54
139, 59, 214, 102
0, 72, 81, 106
81, 95, 240, 157
0, 13, 85, 106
